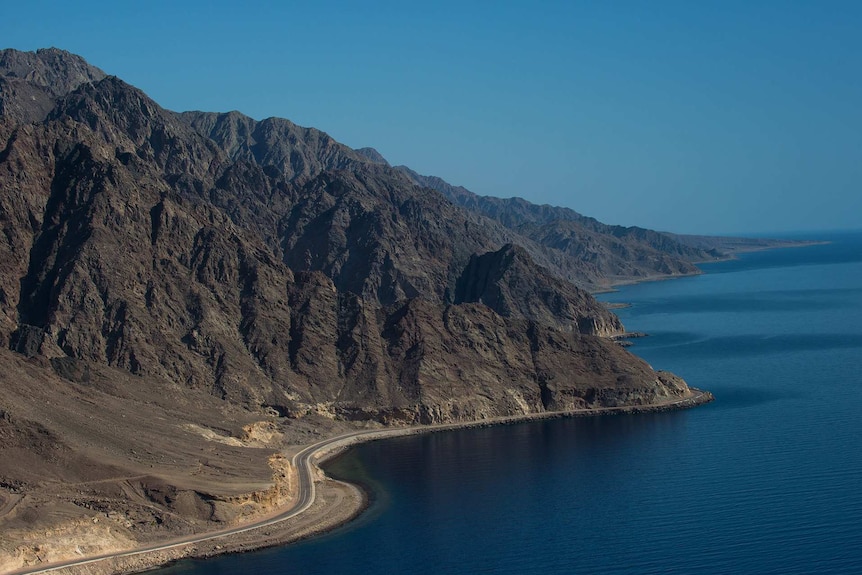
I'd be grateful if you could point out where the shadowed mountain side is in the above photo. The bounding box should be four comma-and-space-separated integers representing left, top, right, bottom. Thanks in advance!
455, 244, 623, 335
276, 164, 499, 305
169, 115, 613, 298
166, 112, 722, 292
0, 48, 694, 427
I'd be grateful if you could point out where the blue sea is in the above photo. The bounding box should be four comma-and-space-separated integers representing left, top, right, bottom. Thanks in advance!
159, 231, 862, 574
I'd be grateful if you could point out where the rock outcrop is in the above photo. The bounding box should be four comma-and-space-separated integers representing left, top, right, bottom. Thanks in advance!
455, 244, 623, 335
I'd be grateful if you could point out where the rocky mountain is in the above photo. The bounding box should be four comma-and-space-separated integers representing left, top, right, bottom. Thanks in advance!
0, 47, 703, 424
454, 243, 623, 335
169, 121, 727, 292
0, 47, 106, 124
0, 48, 715, 569
177, 110, 371, 183
354, 146, 391, 166
395, 164, 722, 286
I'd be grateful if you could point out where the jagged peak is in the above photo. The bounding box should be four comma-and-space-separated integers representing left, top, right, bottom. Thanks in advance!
0, 47, 107, 99
47, 75, 188, 142
354, 147, 390, 166
51, 74, 157, 115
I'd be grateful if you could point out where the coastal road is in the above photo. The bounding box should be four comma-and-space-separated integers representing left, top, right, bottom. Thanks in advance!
8, 429, 383, 575
8, 390, 711, 575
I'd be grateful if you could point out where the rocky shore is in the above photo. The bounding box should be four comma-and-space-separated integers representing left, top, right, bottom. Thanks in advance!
0, 48, 718, 575
5, 389, 712, 575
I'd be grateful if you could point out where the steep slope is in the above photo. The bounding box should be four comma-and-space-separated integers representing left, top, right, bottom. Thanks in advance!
171, 110, 626, 318
396, 164, 721, 287
175, 125, 720, 292
177, 110, 368, 182
0, 48, 695, 427
455, 244, 623, 335
0, 47, 106, 124
516, 219, 704, 282
278, 165, 502, 305
0, 47, 715, 571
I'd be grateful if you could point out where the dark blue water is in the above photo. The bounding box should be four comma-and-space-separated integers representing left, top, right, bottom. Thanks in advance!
159, 231, 862, 574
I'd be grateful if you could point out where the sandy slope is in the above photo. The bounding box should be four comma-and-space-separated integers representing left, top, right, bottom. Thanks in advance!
1, 355, 711, 575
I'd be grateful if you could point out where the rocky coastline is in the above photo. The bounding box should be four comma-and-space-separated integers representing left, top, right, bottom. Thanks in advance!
0, 48, 722, 575
5, 388, 712, 575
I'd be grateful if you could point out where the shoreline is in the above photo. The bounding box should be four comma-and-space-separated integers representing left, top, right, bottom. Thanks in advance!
594, 239, 828, 296
689, 239, 830, 265
6, 389, 714, 575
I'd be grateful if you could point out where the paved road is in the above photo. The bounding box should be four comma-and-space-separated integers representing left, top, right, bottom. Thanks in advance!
7, 390, 711, 575
8, 429, 382, 575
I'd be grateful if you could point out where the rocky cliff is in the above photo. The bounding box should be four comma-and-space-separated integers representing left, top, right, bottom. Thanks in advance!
0, 48, 698, 425
0, 46, 717, 573
454, 244, 623, 335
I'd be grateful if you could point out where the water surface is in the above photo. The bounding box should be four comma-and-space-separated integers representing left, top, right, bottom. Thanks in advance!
160, 231, 862, 574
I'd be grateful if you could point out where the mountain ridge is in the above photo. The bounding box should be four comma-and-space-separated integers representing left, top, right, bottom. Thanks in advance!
0, 47, 710, 570
0, 46, 698, 419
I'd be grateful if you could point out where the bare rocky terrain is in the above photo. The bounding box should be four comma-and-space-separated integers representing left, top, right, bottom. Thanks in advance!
0, 48, 715, 572
0, 347, 353, 571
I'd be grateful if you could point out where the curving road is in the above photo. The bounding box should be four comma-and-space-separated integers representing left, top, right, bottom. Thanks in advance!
8, 428, 385, 575
8, 390, 711, 575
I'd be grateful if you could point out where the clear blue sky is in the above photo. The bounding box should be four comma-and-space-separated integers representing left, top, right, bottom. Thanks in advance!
4, 1, 861, 235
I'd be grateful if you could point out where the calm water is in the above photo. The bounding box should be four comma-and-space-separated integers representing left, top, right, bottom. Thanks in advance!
160, 231, 862, 574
